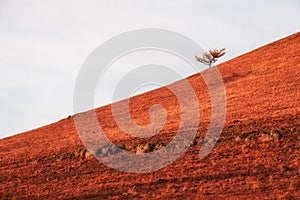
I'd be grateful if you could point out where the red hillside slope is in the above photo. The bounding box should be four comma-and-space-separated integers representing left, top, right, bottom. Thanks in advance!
0, 32, 299, 199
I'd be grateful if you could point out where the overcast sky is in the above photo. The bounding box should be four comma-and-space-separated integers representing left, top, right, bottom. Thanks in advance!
0, 0, 299, 139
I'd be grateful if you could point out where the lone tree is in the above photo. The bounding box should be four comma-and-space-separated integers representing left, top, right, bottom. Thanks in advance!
195, 48, 226, 67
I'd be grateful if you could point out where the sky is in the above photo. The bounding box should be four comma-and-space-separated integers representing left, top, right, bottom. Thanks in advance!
0, 0, 299, 139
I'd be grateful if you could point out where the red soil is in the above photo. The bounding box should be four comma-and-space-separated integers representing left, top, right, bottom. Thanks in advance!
0, 32, 299, 199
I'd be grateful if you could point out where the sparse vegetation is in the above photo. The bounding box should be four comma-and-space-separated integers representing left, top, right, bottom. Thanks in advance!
1, 33, 300, 199
195, 48, 226, 67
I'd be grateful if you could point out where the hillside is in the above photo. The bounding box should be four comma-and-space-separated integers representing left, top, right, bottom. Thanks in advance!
0, 32, 299, 199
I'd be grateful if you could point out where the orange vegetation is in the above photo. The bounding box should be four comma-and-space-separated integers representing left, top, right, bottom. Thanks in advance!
0, 32, 299, 199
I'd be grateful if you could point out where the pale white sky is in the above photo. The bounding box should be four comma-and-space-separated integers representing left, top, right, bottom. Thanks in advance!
0, 0, 299, 138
